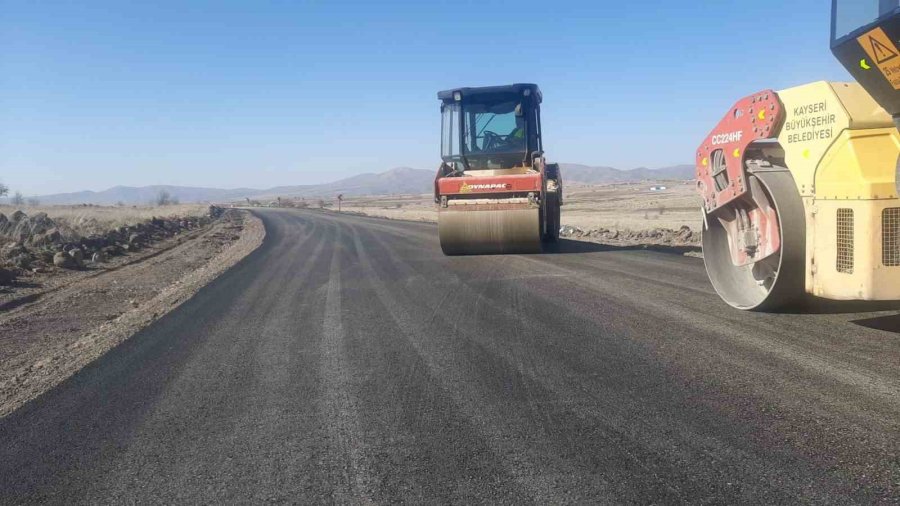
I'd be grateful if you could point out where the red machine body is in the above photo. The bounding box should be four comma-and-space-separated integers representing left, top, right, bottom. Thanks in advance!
434, 83, 562, 255
696, 89, 784, 212
435, 172, 543, 197
696, 90, 785, 267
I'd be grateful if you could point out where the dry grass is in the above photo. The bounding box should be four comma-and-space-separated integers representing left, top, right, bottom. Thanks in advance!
561, 181, 700, 231
0, 204, 208, 238
336, 180, 702, 232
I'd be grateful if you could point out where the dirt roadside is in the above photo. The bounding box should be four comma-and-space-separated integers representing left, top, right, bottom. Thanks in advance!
326, 182, 702, 253
0, 209, 265, 417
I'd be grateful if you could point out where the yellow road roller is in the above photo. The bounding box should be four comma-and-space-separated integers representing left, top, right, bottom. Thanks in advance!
434, 84, 562, 255
697, 0, 900, 310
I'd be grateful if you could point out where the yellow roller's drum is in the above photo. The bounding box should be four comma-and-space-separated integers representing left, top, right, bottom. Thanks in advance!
439, 208, 542, 255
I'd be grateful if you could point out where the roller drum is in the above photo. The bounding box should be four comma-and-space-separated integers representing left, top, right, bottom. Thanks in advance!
702, 170, 806, 311
439, 208, 542, 255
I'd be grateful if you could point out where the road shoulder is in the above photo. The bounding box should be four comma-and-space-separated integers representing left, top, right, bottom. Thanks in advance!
0, 209, 265, 417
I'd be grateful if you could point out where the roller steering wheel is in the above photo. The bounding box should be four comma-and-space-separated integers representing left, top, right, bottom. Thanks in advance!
482, 131, 502, 151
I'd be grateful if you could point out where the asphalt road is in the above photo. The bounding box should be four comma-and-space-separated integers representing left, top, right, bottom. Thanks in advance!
2, 209, 899, 504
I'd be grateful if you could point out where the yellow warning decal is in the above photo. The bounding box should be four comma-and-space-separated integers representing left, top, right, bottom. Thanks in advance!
857, 27, 900, 90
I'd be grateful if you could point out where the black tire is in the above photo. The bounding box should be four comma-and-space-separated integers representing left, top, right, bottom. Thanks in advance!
542, 191, 561, 243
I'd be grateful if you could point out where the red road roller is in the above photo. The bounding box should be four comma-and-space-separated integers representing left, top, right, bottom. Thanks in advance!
434, 84, 562, 255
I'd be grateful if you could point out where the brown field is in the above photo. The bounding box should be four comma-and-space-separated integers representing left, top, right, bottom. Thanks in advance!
335, 180, 701, 234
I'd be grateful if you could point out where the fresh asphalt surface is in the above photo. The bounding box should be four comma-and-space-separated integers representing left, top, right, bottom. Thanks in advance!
1, 208, 899, 504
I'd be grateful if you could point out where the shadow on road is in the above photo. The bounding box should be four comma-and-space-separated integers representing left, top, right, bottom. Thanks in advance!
778, 297, 900, 315
851, 313, 900, 334
543, 239, 700, 256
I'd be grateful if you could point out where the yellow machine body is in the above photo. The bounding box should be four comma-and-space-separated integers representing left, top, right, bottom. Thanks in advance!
775, 81, 900, 300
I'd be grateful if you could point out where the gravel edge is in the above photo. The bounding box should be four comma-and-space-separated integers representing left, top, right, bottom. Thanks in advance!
0, 210, 266, 418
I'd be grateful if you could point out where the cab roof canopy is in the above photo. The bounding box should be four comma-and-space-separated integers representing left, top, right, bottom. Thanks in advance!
437, 83, 542, 104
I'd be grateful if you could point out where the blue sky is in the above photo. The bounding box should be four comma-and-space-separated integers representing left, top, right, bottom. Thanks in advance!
1, 0, 849, 195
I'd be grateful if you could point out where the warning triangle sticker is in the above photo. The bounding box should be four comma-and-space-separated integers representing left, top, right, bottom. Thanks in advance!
858, 27, 900, 90
869, 36, 898, 64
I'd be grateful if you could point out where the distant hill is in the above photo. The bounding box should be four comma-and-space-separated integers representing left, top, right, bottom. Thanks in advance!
33, 185, 260, 206
29, 164, 692, 205
32, 168, 436, 205
255, 167, 436, 200
560, 164, 694, 184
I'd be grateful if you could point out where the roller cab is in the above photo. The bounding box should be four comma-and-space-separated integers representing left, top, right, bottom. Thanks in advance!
435, 84, 562, 255
831, 0, 900, 126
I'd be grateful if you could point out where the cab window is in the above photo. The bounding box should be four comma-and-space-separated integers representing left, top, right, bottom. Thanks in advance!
833, 0, 900, 41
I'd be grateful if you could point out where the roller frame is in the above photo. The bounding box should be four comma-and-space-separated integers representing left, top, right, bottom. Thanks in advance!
435, 160, 561, 255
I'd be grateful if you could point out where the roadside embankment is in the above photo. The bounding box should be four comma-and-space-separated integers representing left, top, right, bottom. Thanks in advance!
559, 224, 699, 251
0, 207, 265, 417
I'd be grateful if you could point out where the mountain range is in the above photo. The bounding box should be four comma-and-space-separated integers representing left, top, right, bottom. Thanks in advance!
26, 164, 694, 205
558, 163, 694, 184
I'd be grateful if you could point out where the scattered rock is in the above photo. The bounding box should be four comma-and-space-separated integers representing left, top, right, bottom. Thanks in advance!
79, 235, 109, 251
36, 250, 55, 264
27, 213, 55, 235
53, 252, 77, 269
9, 253, 32, 269
558, 224, 699, 247
68, 248, 85, 268
2, 242, 27, 259
2, 210, 225, 275
103, 245, 124, 257
0, 267, 14, 285
30, 228, 61, 247
128, 233, 146, 247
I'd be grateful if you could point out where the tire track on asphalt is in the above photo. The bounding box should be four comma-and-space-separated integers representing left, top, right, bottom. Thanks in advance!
348, 224, 620, 504
512, 253, 900, 405
351, 222, 858, 503
320, 222, 376, 504
78, 211, 330, 502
